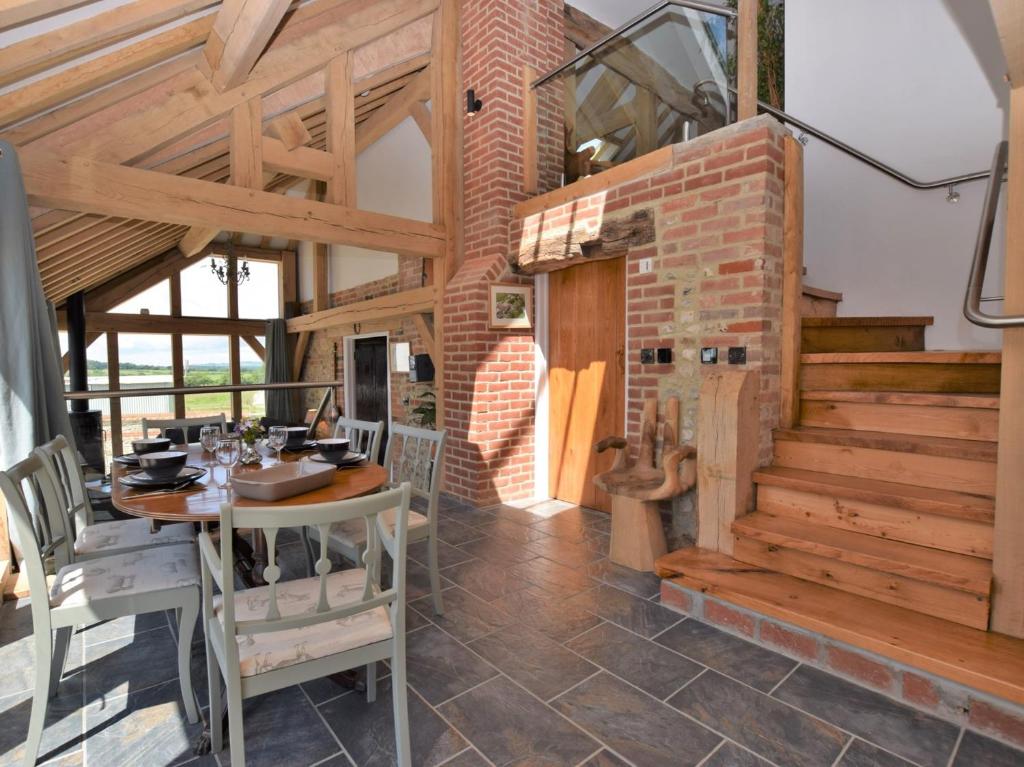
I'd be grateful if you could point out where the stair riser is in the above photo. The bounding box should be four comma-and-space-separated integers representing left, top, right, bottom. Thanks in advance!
801, 326, 926, 354
801, 363, 1002, 393
732, 537, 990, 630
773, 440, 996, 497
800, 400, 999, 442
756, 485, 993, 559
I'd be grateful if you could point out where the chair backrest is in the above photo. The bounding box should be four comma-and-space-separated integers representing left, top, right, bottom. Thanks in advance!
383, 425, 446, 520
142, 414, 228, 443
0, 453, 71, 624
197, 483, 412, 668
34, 435, 91, 543
334, 417, 384, 464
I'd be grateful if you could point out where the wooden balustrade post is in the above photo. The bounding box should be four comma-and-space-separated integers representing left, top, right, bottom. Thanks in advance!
737, 0, 759, 121
107, 332, 123, 458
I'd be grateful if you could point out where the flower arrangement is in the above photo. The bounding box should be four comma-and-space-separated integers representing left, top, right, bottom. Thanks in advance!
235, 417, 265, 444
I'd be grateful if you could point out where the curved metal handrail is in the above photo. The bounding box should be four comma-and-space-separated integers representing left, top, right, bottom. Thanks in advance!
964, 141, 1023, 328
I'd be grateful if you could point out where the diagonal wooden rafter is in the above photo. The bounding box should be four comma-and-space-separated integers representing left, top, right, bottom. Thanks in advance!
0, 0, 92, 30
202, 0, 294, 92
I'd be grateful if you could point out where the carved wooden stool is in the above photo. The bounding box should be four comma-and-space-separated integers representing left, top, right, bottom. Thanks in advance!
593, 397, 697, 571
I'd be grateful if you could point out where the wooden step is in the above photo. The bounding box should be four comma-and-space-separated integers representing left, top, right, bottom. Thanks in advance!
801, 351, 1002, 394
655, 547, 1024, 706
801, 316, 932, 354
772, 428, 997, 496
800, 390, 999, 441
801, 285, 842, 318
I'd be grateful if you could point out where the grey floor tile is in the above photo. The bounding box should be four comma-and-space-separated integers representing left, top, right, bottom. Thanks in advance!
475, 519, 550, 544
438, 675, 598, 766
507, 556, 595, 598
438, 504, 497, 528
301, 674, 357, 707
84, 626, 185, 700
585, 560, 662, 599
456, 535, 540, 566
581, 750, 631, 766
485, 504, 544, 527
669, 670, 848, 767
528, 515, 591, 543
406, 604, 433, 632
219, 685, 340, 767
320, 677, 467, 767
468, 623, 599, 701
80, 612, 170, 647
83, 678, 202, 767
490, 587, 604, 643
0, 670, 85, 767
566, 622, 702, 700
439, 748, 491, 766
655, 619, 797, 693
567, 585, 683, 638
840, 739, 916, 766
552, 672, 720, 767
442, 559, 534, 602
406, 560, 455, 602
410, 587, 514, 643
702, 741, 774, 767
774, 666, 960, 767
436, 518, 488, 547
408, 539, 478, 571
522, 536, 606, 570
953, 730, 1024, 767
405, 625, 498, 705
584, 532, 611, 556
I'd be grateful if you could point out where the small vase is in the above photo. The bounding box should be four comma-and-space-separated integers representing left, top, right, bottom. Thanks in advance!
240, 439, 263, 465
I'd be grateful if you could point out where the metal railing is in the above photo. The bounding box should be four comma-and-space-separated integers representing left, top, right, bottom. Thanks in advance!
62, 380, 343, 400
964, 141, 1024, 329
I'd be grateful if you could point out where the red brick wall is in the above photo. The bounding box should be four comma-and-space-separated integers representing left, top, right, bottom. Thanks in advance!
441, 0, 564, 506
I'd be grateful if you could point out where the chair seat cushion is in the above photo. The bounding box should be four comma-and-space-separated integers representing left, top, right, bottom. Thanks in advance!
74, 518, 196, 557
327, 508, 429, 549
216, 568, 393, 678
51, 543, 199, 609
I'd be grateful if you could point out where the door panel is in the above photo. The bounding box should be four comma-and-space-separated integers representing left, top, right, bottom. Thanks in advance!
548, 257, 626, 512
353, 336, 389, 463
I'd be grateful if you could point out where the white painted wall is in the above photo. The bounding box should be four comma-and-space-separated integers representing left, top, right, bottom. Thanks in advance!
786, 0, 1008, 350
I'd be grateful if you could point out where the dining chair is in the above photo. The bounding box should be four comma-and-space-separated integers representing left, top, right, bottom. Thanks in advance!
333, 416, 384, 464
199, 483, 414, 767
312, 424, 447, 615
142, 414, 228, 443
34, 435, 196, 561
0, 454, 200, 767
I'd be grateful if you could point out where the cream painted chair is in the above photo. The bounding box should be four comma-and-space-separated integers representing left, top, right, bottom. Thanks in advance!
199, 483, 413, 767
0, 453, 200, 767
333, 416, 385, 464
142, 414, 228, 443
34, 435, 195, 561
313, 424, 447, 615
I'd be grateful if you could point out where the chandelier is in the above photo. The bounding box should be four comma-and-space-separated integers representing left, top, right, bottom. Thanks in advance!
209, 241, 251, 286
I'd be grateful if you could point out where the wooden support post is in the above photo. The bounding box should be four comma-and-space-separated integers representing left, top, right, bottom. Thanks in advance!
107, 332, 123, 457
634, 86, 657, 156
780, 135, 804, 428
170, 272, 186, 418
326, 52, 357, 206
696, 370, 759, 555
523, 64, 538, 196
737, 0, 759, 121
280, 250, 298, 318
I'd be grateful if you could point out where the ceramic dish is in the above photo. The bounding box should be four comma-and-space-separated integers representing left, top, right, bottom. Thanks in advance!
309, 451, 365, 467
230, 461, 335, 501
113, 454, 142, 467
131, 437, 172, 455
282, 440, 319, 453
119, 466, 206, 489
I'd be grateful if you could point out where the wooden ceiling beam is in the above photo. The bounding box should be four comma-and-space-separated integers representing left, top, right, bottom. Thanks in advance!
0, 0, 217, 89
262, 136, 334, 181
82, 247, 190, 312
286, 285, 436, 333
21, 152, 445, 258
355, 67, 430, 152
34, 213, 110, 252
56, 311, 266, 336
267, 111, 312, 150
325, 52, 356, 205
43, 220, 177, 284
202, 0, 293, 92
0, 0, 92, 30
992, 0, 1024, 86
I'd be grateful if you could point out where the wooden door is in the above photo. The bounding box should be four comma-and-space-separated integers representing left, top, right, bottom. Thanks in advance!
352, 336, 389, 463
548, 257, 626, 512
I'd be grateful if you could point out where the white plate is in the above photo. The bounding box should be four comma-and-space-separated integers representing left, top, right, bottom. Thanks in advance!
310, 452, 365, 467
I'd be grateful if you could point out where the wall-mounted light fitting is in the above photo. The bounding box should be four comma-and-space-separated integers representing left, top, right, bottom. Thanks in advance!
466, 88, 483, 116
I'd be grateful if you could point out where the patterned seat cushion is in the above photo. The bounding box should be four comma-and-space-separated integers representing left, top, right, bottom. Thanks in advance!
216, 568, 393, 677
74, 518, 195, 557
51, 543, 199, 609
327, 508, 429, 549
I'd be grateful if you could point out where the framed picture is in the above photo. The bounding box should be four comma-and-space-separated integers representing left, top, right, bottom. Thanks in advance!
488, 283, 533, 331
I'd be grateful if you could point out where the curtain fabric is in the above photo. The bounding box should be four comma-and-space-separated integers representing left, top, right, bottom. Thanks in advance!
0, 140, 73, 478
264, 318, 299, 424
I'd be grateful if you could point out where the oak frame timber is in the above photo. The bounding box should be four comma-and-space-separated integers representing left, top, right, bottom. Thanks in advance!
286, 287, 437, 334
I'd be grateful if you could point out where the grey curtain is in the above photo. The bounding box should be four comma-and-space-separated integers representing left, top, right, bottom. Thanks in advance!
264, 319, 298, 424
0, 140, 73, 477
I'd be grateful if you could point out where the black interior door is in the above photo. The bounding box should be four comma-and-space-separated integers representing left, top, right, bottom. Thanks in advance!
353, 336, 389, 463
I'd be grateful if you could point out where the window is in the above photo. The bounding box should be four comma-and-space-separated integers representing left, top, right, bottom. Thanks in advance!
111, 280, 170, 314
180, 259, 228, 318
238, 260, 280, 319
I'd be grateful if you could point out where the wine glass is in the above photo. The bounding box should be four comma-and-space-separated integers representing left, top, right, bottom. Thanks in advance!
200, 426, 220, 467
267, 426, 288, 464
215, 437, 241, 489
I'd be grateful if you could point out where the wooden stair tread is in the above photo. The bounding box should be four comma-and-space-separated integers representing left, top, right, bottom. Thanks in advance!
802, 351, 1002, 364
773, 426, 999, 462
801, 316, 934, 328
655, 548, 1024, 706
733, 512, 991, 594
752, 466, 995, 523
800, 390, 1000, 409
802, 285, 843, 302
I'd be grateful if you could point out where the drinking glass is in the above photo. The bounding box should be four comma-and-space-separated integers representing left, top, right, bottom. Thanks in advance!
215, 437, 241, 489
267, 426, 288, 464
200, 426, 220, 467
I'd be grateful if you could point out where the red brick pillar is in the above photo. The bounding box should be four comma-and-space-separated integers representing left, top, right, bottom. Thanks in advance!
442, 0, 564, 505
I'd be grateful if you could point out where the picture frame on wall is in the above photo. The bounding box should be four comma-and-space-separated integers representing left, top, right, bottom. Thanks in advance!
488, 283, 533, 331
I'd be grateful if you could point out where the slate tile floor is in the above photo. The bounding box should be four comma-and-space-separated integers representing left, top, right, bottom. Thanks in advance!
1, 495, 1022, 766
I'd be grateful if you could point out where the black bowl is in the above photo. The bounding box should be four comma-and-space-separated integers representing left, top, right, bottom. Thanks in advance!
132, 437, 172, 455
316, 438, 351, 465
137, 451, 188, 481
285, 426, 310, 448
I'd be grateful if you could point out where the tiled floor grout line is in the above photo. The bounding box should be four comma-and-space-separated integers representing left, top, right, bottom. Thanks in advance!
828, 736, 854, 767
544, 669, 604, 705
418, 683, 499, 767
660, 666, 708, 703
694, 739, 726, 767
946, 727, 967, 767
572, 746, 605, 766
766, 660, 802, 696
297, 679, 357, 767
